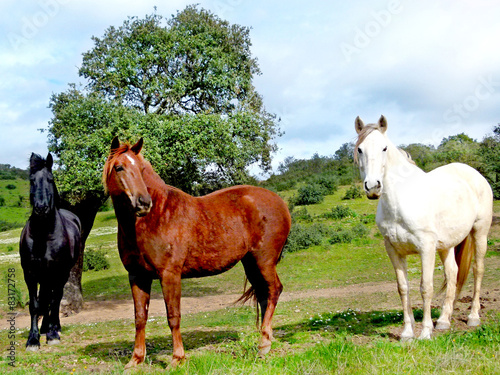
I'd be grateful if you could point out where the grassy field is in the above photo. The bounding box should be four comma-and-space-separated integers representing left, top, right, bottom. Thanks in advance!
0, 185, 499, 374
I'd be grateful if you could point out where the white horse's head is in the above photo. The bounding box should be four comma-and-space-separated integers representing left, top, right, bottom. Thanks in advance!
354, 115, 388, 199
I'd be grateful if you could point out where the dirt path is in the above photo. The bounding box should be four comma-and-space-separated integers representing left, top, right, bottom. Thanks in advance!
2, 281, 399, 330
4, 278, 499, 331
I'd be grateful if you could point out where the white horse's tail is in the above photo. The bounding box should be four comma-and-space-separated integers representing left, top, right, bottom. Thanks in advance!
440, 234, 474, 296
454, 234, 475, 296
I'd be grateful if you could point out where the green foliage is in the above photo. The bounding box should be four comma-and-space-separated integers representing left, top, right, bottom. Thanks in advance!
291, 207, 313, 222
5, 184, 16, 190
329, 223, 369, 244
284, 223, 331, 253
83, 248, 110, 272
342, 184, 363, 200
263, 150, 357, 193
0, 164, 28, 180
48, 6, 280, 200
292, 184, 325, 206
322, 205, 357, 220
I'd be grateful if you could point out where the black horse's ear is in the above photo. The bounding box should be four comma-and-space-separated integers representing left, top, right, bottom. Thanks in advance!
131, 138, 143, 155
46, 153, 53, 170
111, 136, 120, 151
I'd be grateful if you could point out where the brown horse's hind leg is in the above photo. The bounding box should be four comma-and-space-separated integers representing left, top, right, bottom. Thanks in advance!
241, 255, 283, 355
126, 274, 152, 369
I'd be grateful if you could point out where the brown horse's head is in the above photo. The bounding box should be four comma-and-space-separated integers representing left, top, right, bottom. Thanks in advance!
103, 137, 152, 217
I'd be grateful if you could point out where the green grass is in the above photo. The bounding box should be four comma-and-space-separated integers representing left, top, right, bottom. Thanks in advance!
0, 184, 499, 373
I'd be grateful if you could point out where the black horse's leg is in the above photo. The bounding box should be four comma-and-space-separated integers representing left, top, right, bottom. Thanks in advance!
39, 282, 51, 335
25, 275, 41, 350
46, 282, 64, 344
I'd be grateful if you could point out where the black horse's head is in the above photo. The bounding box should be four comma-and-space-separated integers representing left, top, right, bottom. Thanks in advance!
29, 153, 59, 217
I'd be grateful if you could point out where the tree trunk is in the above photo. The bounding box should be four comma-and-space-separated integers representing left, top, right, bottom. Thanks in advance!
60, 194, 107, 315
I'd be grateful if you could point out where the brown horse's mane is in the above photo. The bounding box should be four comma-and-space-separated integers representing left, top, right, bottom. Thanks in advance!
102, 142, 183, 197
102, 143, 153, 193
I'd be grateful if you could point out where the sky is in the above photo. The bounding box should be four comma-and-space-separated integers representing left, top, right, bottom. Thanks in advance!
1, 0, 500, 176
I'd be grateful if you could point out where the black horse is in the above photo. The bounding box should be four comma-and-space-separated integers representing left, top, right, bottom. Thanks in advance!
19, 153, 81, 350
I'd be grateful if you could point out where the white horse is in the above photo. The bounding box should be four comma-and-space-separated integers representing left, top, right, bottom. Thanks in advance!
354, 115, 493, 340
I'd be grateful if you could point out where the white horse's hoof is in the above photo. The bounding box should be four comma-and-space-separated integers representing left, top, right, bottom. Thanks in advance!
467, 317, 481, 327
418, 332, 432, 340
47, 339, 61, 345
435, 321, 450, 330
26, 345, 39, 352
400, 335, 414, 342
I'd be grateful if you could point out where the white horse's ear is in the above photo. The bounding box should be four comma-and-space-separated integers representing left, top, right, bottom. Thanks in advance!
355, 116, 364, 134
378, 115, 388, 133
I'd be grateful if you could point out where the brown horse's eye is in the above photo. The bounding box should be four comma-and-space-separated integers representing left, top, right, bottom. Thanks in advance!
115, 165, 124, 172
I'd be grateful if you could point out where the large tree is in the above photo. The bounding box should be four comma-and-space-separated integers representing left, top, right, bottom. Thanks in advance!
47, 6, 281, 312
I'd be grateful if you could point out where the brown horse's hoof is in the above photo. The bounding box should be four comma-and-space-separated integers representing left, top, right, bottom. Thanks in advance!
258, 343, 272, 356
125, 358, 142, 370
170, 355, 185, 368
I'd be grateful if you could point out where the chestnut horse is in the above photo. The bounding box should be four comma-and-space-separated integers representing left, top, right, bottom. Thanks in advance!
103, 137, 291, 368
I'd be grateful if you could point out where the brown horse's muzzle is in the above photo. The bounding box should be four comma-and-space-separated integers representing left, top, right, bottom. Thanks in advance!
135, 194, 153, 217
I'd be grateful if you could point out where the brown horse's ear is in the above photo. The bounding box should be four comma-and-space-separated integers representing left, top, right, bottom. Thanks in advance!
131, 138, 143, 155
355, 116, 364, 134
111, 136, 120, 151
378, 115, 388, 133
46, 153, 53, 170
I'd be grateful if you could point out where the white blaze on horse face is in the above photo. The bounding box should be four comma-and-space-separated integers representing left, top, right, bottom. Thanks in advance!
126, 155, 136, 165
358, 131, 388, 199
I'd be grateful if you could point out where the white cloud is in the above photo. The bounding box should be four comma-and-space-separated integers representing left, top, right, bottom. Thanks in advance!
1, 0, 500, 173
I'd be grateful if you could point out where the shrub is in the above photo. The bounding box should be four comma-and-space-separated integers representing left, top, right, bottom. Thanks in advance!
284, 223, 330, 253
328, 223, 369, 244
5, 184, 16, 190
291, 207, 313, 222
83, 248, 110, 272
323, 205, 357, 220
310, 175, 337, 195
342, 184, 364, 200
292, 184, 325, 205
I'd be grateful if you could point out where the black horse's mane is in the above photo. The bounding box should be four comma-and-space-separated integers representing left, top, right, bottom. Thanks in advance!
30, 153, 49, 175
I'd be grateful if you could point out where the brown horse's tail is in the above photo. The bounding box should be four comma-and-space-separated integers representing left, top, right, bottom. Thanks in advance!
440, 234, 475, 296
236, 278, 260, 328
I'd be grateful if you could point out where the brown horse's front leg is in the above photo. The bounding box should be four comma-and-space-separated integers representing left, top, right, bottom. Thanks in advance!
160, 270, 185, 366
125, 273, 152, 369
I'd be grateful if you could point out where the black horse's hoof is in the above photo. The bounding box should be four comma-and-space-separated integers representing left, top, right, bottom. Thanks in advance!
46, 330, 61, 344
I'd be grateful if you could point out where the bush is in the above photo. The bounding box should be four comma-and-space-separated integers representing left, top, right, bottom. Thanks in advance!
292, 184, 325, 205
5, 184, 16, 190
83, 248, 110, 272
342, 184, 364, 200
284, 223, 331, 253
328, 223, 369, 244
291, 207, 313, 222
323, 205, 357, 220
310, 175, 337, 195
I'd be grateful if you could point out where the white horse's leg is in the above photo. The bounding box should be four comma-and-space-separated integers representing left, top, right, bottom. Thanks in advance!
419, 247, 436, 339
385, 240, 414, 340
436, 248, 457, 330
468, 233, 488, 326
